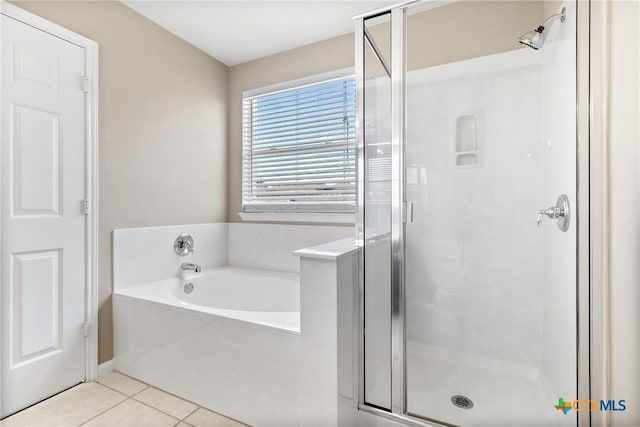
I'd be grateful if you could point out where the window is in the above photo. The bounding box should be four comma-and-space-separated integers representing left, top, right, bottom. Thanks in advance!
242, 74, 356, 218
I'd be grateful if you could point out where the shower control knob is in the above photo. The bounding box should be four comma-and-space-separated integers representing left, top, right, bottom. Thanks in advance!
536, 208, 555, 227
174, 234, 195, 256
536, 194, 570, 232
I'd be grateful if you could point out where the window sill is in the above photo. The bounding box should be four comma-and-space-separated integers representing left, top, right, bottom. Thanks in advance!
238, 212, 355, 224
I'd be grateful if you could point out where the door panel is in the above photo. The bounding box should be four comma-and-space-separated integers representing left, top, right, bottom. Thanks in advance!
11, 249, 62, 364
362, 12, 392, 410
1, 14, 86, 417
12, 105, 62, 215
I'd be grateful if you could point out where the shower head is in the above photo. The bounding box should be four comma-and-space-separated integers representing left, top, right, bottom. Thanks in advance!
518, 27, 545, 50
518, 7, 566, 50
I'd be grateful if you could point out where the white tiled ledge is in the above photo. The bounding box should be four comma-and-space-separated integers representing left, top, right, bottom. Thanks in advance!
293, 238, 359, 260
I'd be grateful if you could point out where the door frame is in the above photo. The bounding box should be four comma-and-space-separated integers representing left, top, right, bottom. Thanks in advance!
0, 0, 99, 411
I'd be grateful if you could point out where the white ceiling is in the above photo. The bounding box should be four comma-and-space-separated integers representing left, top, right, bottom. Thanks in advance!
121, 1, 394, 66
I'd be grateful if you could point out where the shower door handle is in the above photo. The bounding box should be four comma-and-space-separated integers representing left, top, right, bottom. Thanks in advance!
536, 194, 570, 232
404, 201, 414, 224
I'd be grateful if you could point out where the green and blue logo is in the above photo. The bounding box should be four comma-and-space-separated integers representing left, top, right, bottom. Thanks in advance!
555, 397, 626, 415
555, 398, 572, 415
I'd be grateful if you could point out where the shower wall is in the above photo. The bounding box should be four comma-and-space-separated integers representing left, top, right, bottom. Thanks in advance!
404, 48, 544, 370
402, 42, 577, 426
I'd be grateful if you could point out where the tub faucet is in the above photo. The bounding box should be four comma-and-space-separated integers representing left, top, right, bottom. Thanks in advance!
181, 262, 201, 273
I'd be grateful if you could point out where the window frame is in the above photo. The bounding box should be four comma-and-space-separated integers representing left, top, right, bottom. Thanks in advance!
240, 68, 356, 223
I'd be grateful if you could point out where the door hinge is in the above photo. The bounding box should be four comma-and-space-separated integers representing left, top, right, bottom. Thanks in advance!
84, 199, 90, 215
83, 77, 90, 93
403, 200, 414, 224
83, 321, 90, 338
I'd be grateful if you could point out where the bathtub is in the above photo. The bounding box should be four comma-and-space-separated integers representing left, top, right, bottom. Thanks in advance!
113, 266, 302, 426
116, 267, 300, 332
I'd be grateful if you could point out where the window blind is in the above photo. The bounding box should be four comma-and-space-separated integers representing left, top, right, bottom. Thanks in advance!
242, 77, 356, 213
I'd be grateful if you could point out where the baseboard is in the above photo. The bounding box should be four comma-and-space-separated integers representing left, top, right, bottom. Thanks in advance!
97, 360, 114, 378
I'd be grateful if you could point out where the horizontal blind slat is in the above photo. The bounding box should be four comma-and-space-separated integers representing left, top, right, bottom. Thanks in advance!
249, 155, 356, 167
252, 94, 356, 116
250, 83, 356, 110
253, 116, 355, 138
242, 76, 356, 212
247, 102, 356, 123
245, 109, 355, 129
252, 140, 355, 157
250, 160, 356, 174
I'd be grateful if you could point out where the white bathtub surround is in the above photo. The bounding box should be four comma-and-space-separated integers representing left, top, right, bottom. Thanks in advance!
112, 223, 352, 285
114, 292, 300, 426
228, 222, 354, 272
294, 240, 359, 427
113, 223, 354, 426
113, 223, 229, 291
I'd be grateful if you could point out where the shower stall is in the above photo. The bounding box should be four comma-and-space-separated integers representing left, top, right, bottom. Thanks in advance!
352, 1, 590, 426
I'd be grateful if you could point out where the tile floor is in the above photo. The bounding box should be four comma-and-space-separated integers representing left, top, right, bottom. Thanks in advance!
1, 371, 247, 427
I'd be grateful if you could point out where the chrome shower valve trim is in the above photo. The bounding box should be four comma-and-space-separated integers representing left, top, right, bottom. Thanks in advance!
537, 194, 570, 232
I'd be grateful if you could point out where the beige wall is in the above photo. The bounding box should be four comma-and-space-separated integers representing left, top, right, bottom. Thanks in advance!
12, 1, 229, 363
405, 1, 542, 70
228, 1, 541, 222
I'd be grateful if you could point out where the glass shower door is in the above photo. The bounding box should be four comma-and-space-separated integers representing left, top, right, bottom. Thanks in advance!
361, 12, 392, 410
403, 1, 578, 426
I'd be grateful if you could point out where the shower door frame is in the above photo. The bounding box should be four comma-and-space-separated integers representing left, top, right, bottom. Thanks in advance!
355, 1, 595, 425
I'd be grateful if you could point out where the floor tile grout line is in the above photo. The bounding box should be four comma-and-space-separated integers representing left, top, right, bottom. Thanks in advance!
95, 373, 245, 426
185, 407, 249, 427
100, 372, 201, 422
134, 384, 202, 415
77, 396, 131, 427
99, 370, 153, 396
4, 379, 245, 427
181, 406, 200, 421
5, 382, 130, 427
79, 396, 183, 426
95, 379, 149, 399
129, 395, 187, 423
101, 372, 220, 423
131, 386, 146, 398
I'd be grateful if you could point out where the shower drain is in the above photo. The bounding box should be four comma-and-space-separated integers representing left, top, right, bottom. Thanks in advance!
451, 395, 474, 409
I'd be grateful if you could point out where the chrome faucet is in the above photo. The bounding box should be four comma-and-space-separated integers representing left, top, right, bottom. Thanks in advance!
181, 262, 201, 273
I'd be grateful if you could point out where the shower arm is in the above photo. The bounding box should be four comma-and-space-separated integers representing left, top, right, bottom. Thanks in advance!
539, 7, 566, 31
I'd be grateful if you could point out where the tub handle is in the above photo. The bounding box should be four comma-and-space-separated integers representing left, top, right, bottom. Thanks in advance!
174, 234, 195, 256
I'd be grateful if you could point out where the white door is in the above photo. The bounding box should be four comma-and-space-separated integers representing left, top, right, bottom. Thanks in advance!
1, 14, 87, 417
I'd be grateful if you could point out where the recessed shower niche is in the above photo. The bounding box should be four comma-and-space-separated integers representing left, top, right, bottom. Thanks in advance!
452, 112, 483, 168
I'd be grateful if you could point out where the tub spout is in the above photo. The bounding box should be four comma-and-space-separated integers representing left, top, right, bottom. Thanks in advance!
181, 262, 201, 273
